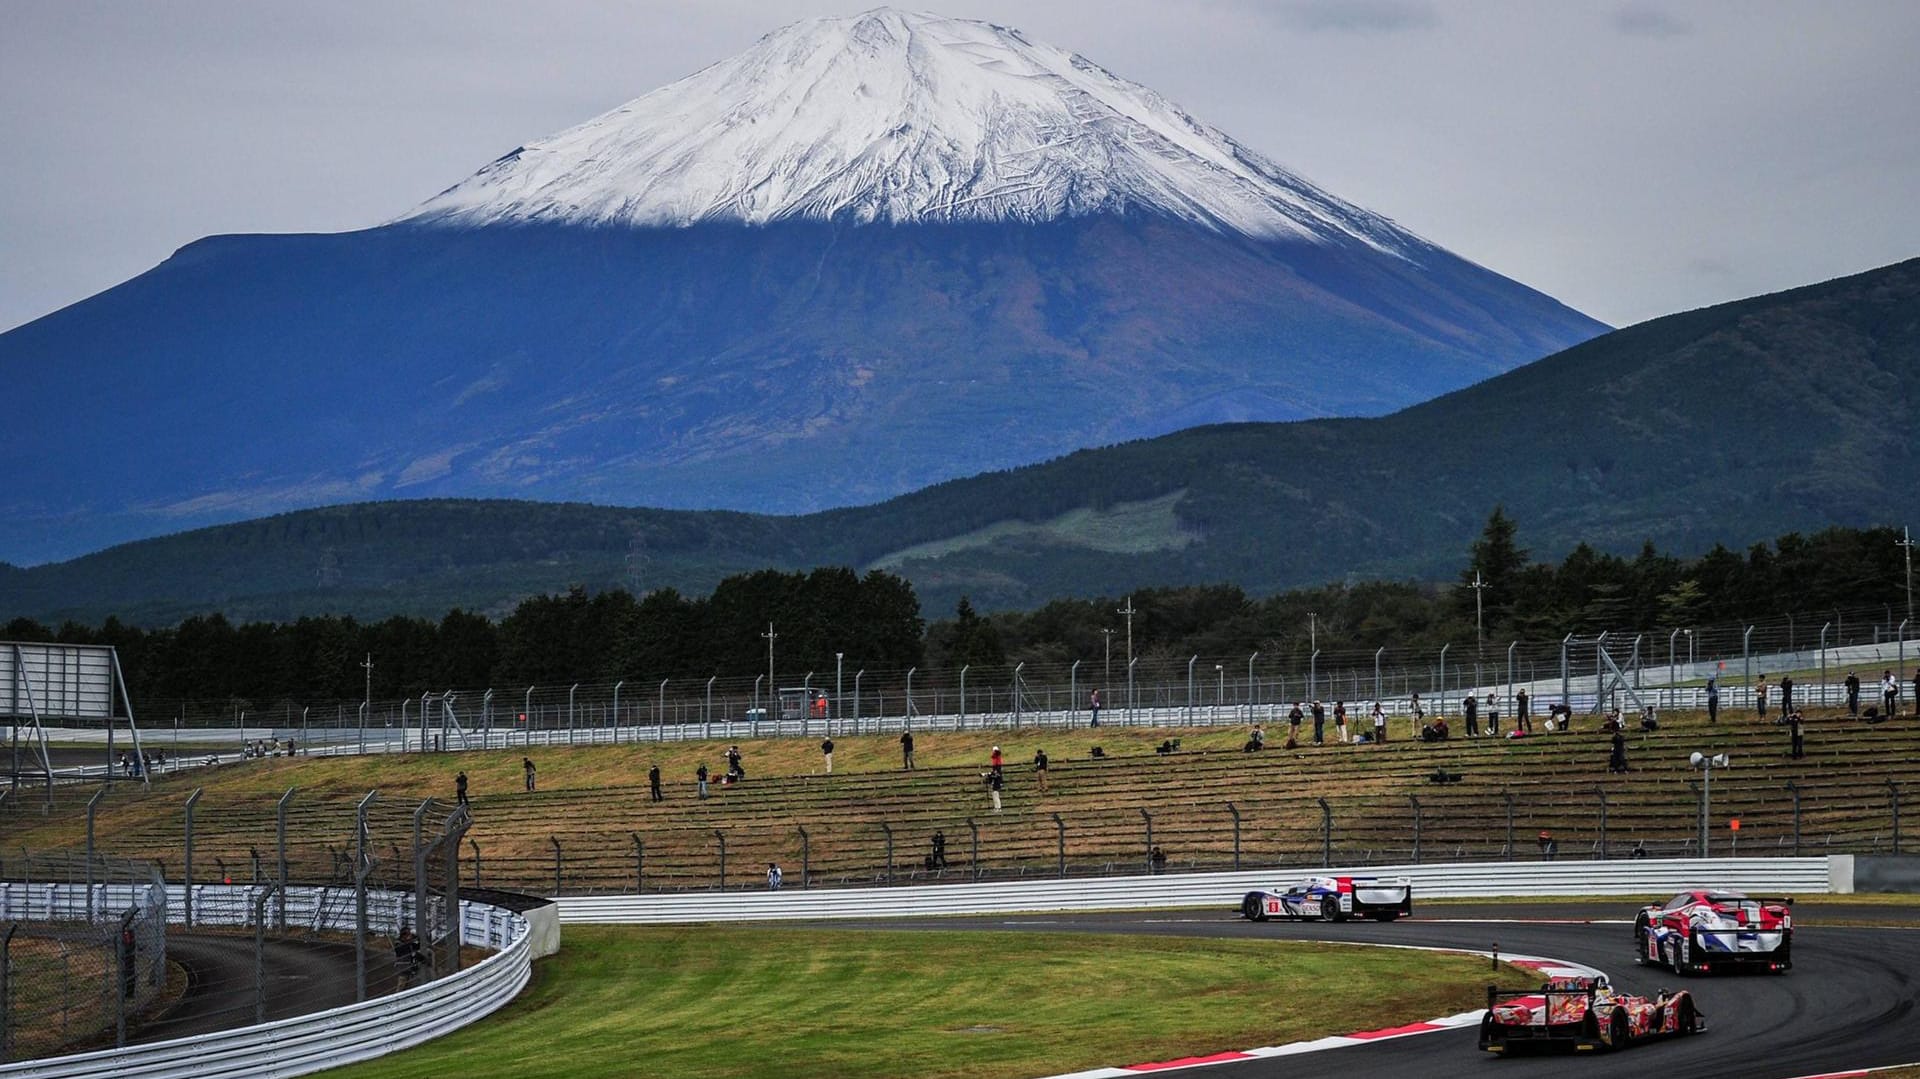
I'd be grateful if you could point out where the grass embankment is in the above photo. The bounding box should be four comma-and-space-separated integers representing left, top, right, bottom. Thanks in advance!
323, 927, 1523, 1079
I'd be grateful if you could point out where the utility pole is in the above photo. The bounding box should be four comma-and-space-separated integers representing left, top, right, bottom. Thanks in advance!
1901, 527, 1916, 629
1117, 597, 1137, 713
1102, 628, 1114, 689
1309, 612, 1317, 654
1470, 571, 1489, 658
762, 624, 778, 707
360, 652, 374, 722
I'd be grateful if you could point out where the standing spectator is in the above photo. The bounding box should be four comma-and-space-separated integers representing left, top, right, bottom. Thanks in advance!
984, 769, 1004, 812
1608, 730, 1629, 773
1089, 687, 1102, 727
1485, 694, 1501, 736
1287, 703, 1304, 746
989, 745, 1004, 775
767, 863, 783, 891
1516, 688, 1532, 731
1311, 701, 1326, 744
455, 770, 469, 807
1410, 691, 1425, 725
1780, 674, 1795, 717
696, 762, 709, 799
1788, 710, 1805, 759
929, 830, 948, 869
1911, 668, 1920, 718
1537, 830, 1558, 861
1845, 671, 1862, 716
522, 757, 536, 792
725, 744, 744, 780
1884, 670, 1900, 718
1333, 701, 1348, 743
900, 729, 916, 770
648, 764, 662, 802
1464, 694, 1480, 738
1756, 677, 1770, 719
1033, 748, 1050, 793
821, 737, 835, 774
1150, 846, 1168, 873
1706, 677, 1720, 723
1372, 702, 1387, 745
393, 925, 422, 988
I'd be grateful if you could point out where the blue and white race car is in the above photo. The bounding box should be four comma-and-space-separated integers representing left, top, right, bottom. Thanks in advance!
1240, 875, 1413, 922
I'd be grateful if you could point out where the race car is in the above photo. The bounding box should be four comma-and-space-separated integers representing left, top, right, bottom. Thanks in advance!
1479, 975, 1704, 1054
1238, 875, 1412, 922
1634, 888, 1792, 974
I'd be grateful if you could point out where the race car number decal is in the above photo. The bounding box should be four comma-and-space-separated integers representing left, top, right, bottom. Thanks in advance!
1264, 898, 1283, 915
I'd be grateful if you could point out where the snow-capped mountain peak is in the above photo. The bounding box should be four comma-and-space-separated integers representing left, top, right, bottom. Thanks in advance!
400, 8, 1420, 251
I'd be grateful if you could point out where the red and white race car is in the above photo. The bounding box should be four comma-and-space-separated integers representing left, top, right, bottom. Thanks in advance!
1479, 975, 1704, 1054
1634, 888, 1792, 974
1238, 875, 1412, 922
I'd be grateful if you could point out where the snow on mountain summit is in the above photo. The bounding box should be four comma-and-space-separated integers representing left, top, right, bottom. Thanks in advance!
401, 8, 1421, 251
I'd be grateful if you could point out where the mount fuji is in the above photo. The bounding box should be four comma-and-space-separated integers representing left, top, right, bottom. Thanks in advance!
0, 8, 1606, 565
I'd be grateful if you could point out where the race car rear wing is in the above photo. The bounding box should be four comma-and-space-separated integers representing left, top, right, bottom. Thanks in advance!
1349, 876, 1413, 916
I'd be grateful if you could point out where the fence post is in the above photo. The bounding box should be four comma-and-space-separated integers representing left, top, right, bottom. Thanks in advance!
796, 827, 808, 890
1503, 791, 1515, 859
116, 907, 138, 1046
1317, 798, 1331, 867
1785, 782, 1801, 856
1409, 795, 1422, 864
880, 823, 894, 884
0, 922, 13, 1063
959, 666, 969, 731
1226, 802, 1241, 870
626, 833, 641, 893
183, 787, 202, 927
967, 819, 981, 881
551, 836, 563, 895
1437, 645, 1450, 719
275, 786, 296, 931
1141, 808, 1154, 872
471, 838, 483, 888
1890, 781, 1902, 855
353, 789, 377, 1003
251, 889, 274, 1025
713, 831, 726, 892
86, 788, 106, 923
1053, 813, 1066, 878
1595, 787, 1609, 860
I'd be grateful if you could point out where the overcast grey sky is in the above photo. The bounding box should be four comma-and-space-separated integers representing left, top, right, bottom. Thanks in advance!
3, 0, 1917, 332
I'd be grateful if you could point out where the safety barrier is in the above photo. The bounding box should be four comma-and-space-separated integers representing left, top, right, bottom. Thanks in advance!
556, 855, 1848, 924
0, 884, 533, 1078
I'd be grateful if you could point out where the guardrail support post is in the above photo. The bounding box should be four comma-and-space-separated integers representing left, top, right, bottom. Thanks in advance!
967, 819, 981, 881
713, 831, 726, 892
626, 832, 641, 893
1891, 781, 1902, 855
276, 786, 296, 931
551, 836, 563, 895
797, 827, 808, 890
1409, 795, 1422, 864
1141, 808, 1154, 873
1052, 813, 1066, 878
1503, 791, 1515, 859
880, 822, 893, 884
1317, 798, 1331, 867
183, 787, 202, 927
252, 889, 275, 1025
1785, 781, 1801, 856
1227, 802, 1242, 870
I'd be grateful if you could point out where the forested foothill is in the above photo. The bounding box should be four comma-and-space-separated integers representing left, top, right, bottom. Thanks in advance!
4, 515, 1905, 705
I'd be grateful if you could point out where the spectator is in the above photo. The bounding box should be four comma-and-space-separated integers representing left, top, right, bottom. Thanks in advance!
1788, 710, 1805, 759
1756, 676, 1769, 719
983, 769, 1004, 812
1311, 701, 1326, 744
1150, 846, 1168, 874
821, 737, 834, 774
726, 744, 744, 781
1371, 702, 1387, 745
1516, 688, 1532, 732
1464, 694, 1480, 738
900, 729, 916, 770
1243, 724, 1265, 752
455, 770, 469, 807
522, 757, 536, 792
1885, 670, 1901, 718
1287, 703, 1304, 746
1640, 705, 1659, 732
1410, 691, 1425, 725
1033, 748, 1050, 793
1780, 674, 1795, 716
1548, 702, 1572, 731
1912, 668, 1920, 718
989, 745, 1004, 775
1630, 841, 1648, 859
1333, 701, 1348, 742
1608, 730, 1629, 773
930, 830, 948, 869
1537, 830, 1558, 861
648, 764, 662, 802
1600, 709, 1623, 734
1089, 687, 1102, 728
1486, 694, 1501, 736
767, 863, 783, 891
1706, 677, 1720, 723
1420, 715, 1450, 742
393, 925, 422, 987
1845, 671, 1862, 716
696, 762, 709, 799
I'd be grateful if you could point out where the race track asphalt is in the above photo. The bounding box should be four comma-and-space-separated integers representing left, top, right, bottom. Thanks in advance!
823, 904, 1920, 1079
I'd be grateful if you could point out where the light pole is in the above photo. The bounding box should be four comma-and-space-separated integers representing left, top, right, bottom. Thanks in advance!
1102, 628, 1114, 692
835, 652, 844, 735
763, 623, 778, 708
1901, 527, 1916, 627
1215, 664, 1224, 720
1690, 751, 1729, 856
360, 653, 373, 742
1117, 597, 1136, 715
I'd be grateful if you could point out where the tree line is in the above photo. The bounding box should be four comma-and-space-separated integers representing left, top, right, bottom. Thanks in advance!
4, 514, 1907, 702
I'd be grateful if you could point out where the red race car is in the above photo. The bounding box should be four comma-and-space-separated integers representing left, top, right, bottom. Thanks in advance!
1479, 976, 1704, 1054
1634, 889, 1792, 974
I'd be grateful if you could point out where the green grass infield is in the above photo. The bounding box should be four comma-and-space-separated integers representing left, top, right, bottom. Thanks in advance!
324, 926, 1526, 1079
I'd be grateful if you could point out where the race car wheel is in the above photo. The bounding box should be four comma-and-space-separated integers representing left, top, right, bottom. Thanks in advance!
1323, 902, 1344, 923
1662, 937, 1683, 974
1634, 920, 1651, 966
1608, 1009, 1629, 1049
1242, 896, 1265, 922
1672, 936, 1697, 976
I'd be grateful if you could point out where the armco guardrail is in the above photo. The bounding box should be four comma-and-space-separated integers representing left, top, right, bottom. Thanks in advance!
0, 884, 534, 1079
556, 856, 1848, 924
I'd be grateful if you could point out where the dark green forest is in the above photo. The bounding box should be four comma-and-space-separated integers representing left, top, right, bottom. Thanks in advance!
5, 516, 1908, 704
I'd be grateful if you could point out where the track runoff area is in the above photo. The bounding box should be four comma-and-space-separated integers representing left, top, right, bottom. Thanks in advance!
813, 898, 1920, 1079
